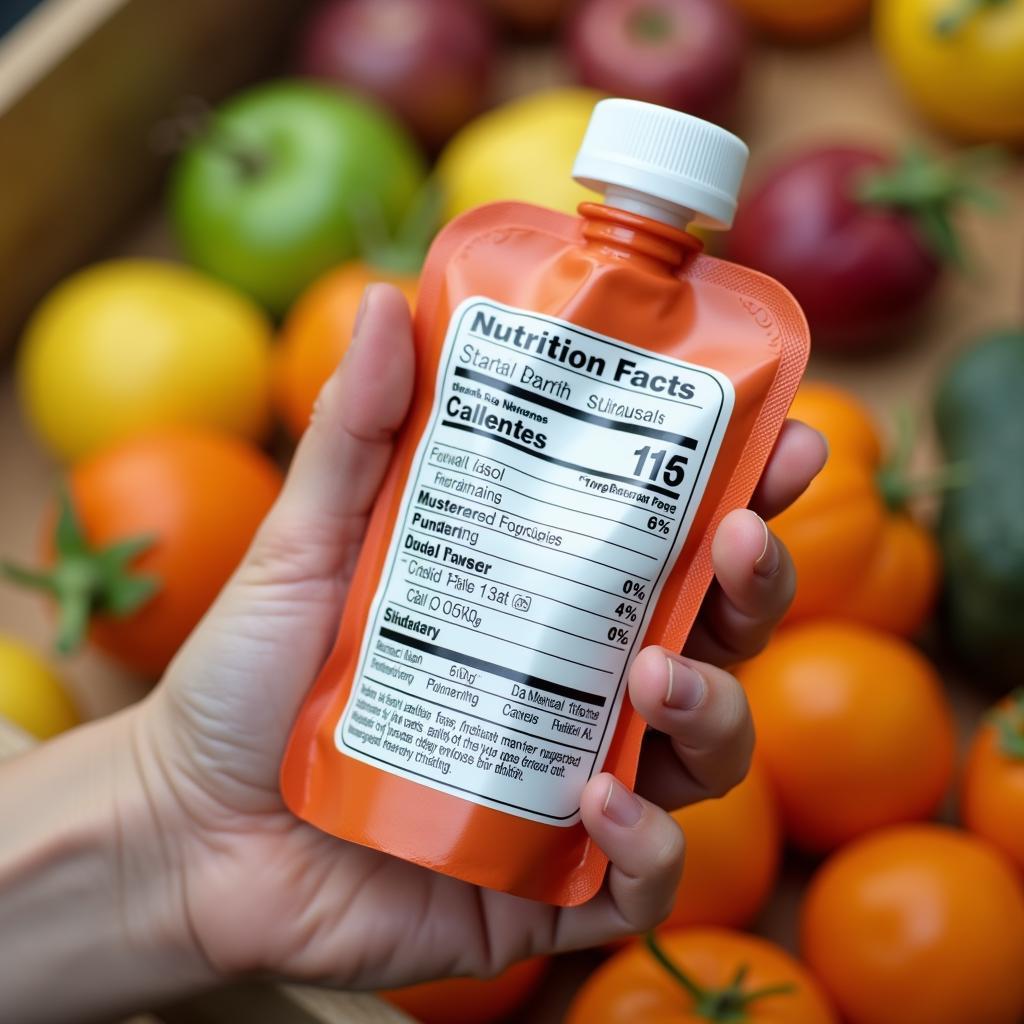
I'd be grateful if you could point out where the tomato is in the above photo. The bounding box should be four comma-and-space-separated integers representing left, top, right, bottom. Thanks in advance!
802, 825, 1024, 1024
728, 0, 869, 40
663, 758, 781, 930
772, 382, 940, 637
567, 929, 838, 1023
727, 147, 995, 352
381, 957, 548, 1024
0, 636, 78, 740
6, 429, 281, 676
875, 0, 1024, 143
17, 260, 273, 462
738, 621, 956, 853
273, 263, 418, 439
436, 88, 604, 221
962, 690, 1024, 874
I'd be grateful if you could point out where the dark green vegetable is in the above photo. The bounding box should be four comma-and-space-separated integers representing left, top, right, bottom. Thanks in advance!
935, 329, 1024, 683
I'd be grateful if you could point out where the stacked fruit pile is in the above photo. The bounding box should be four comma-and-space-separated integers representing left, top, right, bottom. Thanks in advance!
2, 2, 1023, 1022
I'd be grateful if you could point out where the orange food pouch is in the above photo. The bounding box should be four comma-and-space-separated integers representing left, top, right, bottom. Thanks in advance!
281, 100, 810, 906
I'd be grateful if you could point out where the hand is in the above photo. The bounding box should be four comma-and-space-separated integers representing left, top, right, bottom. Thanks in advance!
121, 285, 827, 992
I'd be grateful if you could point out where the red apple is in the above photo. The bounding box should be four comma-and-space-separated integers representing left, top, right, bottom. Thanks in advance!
296, 0, 495, 149
565, 0, 748, 125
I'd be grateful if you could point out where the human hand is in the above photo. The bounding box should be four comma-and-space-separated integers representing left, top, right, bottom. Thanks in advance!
118, 284, 827, 993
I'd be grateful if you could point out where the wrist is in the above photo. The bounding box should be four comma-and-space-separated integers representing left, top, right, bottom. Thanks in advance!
0, 707, 214, 1023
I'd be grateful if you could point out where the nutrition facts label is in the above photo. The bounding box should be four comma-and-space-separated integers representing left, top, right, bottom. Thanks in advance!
336, 297, 734, 824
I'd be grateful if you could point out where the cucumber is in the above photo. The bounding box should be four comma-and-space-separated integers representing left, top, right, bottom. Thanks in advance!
935, 329, 1024, 683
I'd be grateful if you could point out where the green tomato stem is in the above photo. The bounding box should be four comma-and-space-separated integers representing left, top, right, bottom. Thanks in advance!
992, 690, 1024, 760
935, 0, 1012, 36
1, 489, 159, 655
643, 932, 795, 1022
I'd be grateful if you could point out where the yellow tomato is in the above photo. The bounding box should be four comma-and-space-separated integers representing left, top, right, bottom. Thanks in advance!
18, 260, 274, 461
0, 636, 78, 739
875, 0, 1024, 143
436, 88, 604, 221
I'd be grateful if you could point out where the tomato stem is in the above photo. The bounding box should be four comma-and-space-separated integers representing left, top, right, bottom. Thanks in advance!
935, 0, 1012, 36
1, 490, 159, 655
628, 7, 674, 42
643, 933, 795, 1022
358, 178, 441, 276
992, 690, 1024, 761
876, 406, 968, 511
855, 146, 1005, 267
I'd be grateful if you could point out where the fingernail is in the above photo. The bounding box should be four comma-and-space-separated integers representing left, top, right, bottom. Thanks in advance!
816, 428, 830, 464
353, 285, 375, 336
753, 515, 780, 578
602, 777, 644, 828
663, 654, 706, 710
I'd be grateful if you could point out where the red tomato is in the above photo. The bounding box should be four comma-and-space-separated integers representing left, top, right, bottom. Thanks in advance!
381, 957, 548, 1024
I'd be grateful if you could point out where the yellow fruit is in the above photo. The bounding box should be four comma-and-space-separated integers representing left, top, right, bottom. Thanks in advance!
436, 87, 604, 221
0, 636, 78, 739
18, 260, 274, 461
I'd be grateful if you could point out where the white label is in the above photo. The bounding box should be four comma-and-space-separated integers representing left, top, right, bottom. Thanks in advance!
336, 297, 734, 824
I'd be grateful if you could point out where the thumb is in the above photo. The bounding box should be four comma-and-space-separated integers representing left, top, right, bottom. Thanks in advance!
247, 282, 416, 586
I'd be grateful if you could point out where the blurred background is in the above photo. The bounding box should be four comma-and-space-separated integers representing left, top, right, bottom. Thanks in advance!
1, 1, 1022, 1022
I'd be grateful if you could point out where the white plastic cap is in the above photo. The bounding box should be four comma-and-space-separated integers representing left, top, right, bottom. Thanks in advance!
573, 98, 749, 230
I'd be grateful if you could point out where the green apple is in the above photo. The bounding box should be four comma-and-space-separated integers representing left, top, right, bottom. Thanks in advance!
169, 80, 425, 313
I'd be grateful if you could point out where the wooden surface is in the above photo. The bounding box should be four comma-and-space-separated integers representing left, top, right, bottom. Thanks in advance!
0, 12, 1021, 1024
0, 0, 313, 350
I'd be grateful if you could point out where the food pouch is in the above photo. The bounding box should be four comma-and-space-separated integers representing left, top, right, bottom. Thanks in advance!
281, 99, 810, 905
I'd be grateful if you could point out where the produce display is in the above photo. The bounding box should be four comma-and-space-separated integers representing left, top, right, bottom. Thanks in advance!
2, 0, 1023, 1019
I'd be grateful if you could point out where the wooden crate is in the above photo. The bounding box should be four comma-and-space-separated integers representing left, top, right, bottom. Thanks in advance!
1, 0, 1019, 1021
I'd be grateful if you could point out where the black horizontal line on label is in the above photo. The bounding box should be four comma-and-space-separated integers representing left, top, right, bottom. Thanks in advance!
379, 627, 607, 707
440, 420, 682, 501
454, 365, 700, 449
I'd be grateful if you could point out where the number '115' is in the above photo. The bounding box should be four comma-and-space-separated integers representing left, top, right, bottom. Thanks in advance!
632, 446, 687, 487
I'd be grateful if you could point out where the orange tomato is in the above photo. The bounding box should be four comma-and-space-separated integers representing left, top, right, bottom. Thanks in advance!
728, 0, 869, 41
567, 929, 838, 1024
18, 429, 281, 676
773, 381, 940, 637
738, 620, 956, 852
273, 263, 417, 439
664, 758, 781, 930
381, 957, 548, 1024
801, 825, 1024, 1024
962, 690, 1024, 874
